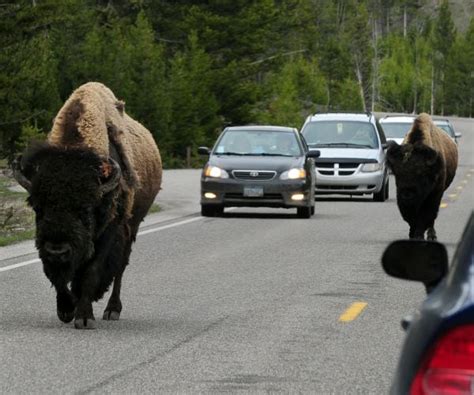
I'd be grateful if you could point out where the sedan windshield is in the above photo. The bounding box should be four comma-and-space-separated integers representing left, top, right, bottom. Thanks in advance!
302, 121, 379, 148
214, 130, 302, 156
381, 123, 412, 139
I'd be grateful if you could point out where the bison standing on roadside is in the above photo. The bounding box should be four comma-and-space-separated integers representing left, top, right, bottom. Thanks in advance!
13, 82, 162, 329
386, 113, 457, 240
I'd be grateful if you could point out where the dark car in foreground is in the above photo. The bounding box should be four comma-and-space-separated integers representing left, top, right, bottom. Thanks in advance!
382, 212, 474, 394
198, 125, 320, 218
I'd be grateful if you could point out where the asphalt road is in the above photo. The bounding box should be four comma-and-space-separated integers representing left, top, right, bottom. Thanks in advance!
1, 117, 473, 394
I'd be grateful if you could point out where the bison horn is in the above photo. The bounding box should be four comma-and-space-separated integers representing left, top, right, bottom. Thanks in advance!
99, 158, 122, 194
12, 156, 32, 192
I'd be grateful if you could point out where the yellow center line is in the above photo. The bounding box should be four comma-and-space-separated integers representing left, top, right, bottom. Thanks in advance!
456, 186, 464, 190
448, 194, 457, 199
440, 202, 448, 208
462, 180, 468, 184
339, 302, 367, 322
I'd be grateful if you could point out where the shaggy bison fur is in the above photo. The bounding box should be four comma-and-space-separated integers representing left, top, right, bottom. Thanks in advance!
13, 82, 162, 329
386, 113, 458, 240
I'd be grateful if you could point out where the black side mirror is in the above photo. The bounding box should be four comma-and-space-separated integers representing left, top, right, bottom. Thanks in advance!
381, 143, 388, 149
382, 240, 448, 292
198, 147, 210, 155
307, 149, 321, 158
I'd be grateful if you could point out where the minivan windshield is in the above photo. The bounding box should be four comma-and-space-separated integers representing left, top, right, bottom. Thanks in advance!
435, 124, 455, 138
301, 121, 379, 148
214, 130, 302, 156
381, 123, 412, 139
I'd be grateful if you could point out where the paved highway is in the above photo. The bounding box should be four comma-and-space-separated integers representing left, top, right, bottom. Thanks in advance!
1, 117, 473, 394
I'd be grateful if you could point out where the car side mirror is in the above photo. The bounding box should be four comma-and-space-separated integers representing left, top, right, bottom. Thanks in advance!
455, 132, 462, 139
381, 143, 388, 149
307, 149, 321, 158
198, 147, 210, 155
382, 240, 448, 291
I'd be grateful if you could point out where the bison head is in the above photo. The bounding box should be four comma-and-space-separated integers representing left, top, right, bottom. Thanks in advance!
13, 143, 121, 278
386, 141, 443, 208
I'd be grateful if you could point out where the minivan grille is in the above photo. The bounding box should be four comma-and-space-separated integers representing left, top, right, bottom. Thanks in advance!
315, 162, 360, 176
232, 170, 276, 180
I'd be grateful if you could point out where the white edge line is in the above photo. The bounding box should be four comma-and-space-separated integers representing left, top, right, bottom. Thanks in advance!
0, 258, 41, 272
0, 216, 203, 273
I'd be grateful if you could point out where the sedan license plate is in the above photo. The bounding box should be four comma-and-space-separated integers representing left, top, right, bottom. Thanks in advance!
244, 186, 264, 197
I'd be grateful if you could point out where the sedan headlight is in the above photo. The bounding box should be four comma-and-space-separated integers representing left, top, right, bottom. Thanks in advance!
280, 168, 306, 180
204, 166, 229, 179
361, 163, 382, 172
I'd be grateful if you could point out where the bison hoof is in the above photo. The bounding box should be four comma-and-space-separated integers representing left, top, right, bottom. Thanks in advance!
74, 318, 97, 330
57, 309, 75, 323
103, 310, 121, 321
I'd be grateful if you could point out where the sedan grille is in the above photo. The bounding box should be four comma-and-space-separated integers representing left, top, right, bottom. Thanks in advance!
225, 193, 283, 200
232, 170, 276, 181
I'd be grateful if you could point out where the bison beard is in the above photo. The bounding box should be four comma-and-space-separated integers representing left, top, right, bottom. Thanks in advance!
12, 82, 162, 329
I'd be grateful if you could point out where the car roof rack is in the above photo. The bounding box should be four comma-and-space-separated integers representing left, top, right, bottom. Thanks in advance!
381, 114, 416, 119
314, 110, 373, 116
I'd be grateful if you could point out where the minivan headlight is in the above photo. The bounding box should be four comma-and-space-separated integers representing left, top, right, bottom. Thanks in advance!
361, 163, 382, 172
280, 168, 306, 180
204, 166, 229, 178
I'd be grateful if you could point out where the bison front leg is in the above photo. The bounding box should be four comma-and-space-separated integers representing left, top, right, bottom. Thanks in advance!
103, 272, 123, 321
72, 267, 100, 329
103, 235, 133, 321
427, 226, 437, 241
45, 269, 76, 323
74, 292, 97, 329
56, 289, 76, 323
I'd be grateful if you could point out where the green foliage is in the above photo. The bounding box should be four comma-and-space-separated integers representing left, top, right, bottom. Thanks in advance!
164, 32, 220, 157
255, 57, 328, 126
0, 0, 472, 166
444, 18, 474, 116
331, 78, 365, 112
15, 123, 46, 153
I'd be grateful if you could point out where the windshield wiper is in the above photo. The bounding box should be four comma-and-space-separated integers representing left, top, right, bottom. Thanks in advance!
216, 151, 246, 156
216, 152, 294, 157
247, 152, 295, 157
310, 143, 374, 148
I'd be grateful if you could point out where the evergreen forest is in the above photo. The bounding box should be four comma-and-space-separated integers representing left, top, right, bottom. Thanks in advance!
1, 0, 473, 167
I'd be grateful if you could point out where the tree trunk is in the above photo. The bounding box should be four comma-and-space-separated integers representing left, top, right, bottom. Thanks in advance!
403, 6, 407, 38
430, 63, 435, 115
356, 64, 367, 112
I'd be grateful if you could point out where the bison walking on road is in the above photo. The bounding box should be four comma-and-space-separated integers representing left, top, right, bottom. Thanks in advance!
386, 113, 457, 240
13, 82, 162, 329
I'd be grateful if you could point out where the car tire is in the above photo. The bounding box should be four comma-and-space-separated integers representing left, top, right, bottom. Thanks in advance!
201, 205, 224, 217
311, 206, 315, 216
297, 206, 312, 219
373, 178, 388, 202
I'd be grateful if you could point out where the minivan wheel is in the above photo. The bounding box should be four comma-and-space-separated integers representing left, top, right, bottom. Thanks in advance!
297, 206, 312, 219
373, 178, 388, 202
311, 206, 315, 215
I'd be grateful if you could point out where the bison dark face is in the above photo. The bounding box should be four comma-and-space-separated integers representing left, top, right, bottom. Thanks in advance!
13, 144, 121, 280
386, 142, 443, 210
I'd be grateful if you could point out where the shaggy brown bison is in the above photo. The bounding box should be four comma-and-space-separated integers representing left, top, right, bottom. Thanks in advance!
386, 113, 457, 240
13, 82, 162, 329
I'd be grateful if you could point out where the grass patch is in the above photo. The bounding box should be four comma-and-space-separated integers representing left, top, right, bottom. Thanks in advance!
0, 172, 35, 247
148, 203, 161, 214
